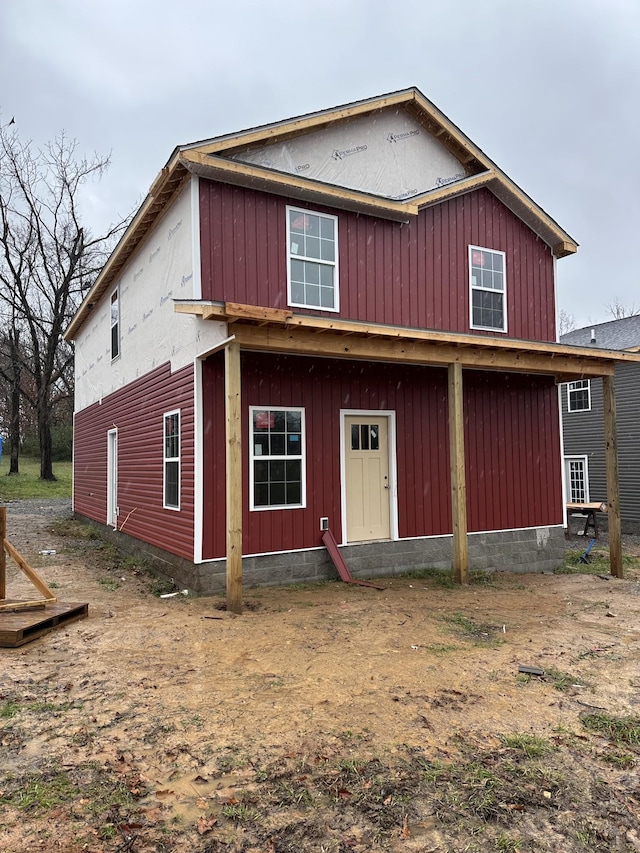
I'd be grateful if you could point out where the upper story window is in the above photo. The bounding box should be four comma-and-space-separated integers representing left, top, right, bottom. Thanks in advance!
469, 246, 507, 333
287, 207, 338, 312
567, 380, 591, 412
110, 289, 120, 360
250, 406, 305, 510
163, 410, 180, 510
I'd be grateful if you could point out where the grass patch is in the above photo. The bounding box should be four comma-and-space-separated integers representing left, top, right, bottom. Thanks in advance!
0, 457, 72, 499
557, 548, 640, 576
1, 700, 19, 718
47, 518, 101, 540
544, 666, 590, 692
500, 733, 553, 759
399, 567, 496, 587
97, 578, 121, 591
581, 712, 640, 747
0, 770, 78, 813
440, 611, 499, 642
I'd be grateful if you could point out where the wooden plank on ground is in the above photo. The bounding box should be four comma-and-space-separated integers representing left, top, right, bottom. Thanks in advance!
0, 602, 88, 648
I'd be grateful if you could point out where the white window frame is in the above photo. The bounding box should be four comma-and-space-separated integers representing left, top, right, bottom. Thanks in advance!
286, 206, 339, 313
567, 380, 591, 412
110, 288, 120, 360
163, 409, 181, 511
469, 245, 507, 333
249, 405, 306, 511
565, 455, 590, 504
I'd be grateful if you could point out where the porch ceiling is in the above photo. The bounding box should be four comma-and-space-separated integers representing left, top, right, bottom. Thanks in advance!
175, 301, 640, 380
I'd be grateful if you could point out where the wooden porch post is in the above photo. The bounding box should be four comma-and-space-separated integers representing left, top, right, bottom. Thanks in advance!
0, 506, 6, 600
225, 341, 243, 613
603, 374, 623, 578
448, 362, 469, 584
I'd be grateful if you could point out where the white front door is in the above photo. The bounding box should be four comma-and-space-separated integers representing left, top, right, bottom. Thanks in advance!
107, 429, 118, 527
344, 415, 391, 542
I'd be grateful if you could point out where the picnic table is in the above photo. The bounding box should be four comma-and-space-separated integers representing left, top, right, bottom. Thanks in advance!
566, 501, 608, 539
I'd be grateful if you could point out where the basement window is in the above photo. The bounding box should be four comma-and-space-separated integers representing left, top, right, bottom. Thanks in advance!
287, 207, 338, 312
163, 410, 180, 510
250, 407, 305, 510
567, 380, 591, 412
469, 246, 507, 333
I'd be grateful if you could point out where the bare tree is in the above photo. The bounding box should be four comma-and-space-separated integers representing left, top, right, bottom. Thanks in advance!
557, 308, 576, 337
0, 118, 128, 479
606, 299, 640, 320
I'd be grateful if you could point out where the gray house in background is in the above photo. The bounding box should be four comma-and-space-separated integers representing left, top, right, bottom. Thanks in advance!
561, 316, 640, 533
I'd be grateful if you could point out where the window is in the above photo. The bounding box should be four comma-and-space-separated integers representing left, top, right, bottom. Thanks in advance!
567, 380, 591, 412
287, 207, 338, 311
163, 410, 180, 510
469, 246, 507, 332
250, 407, 305, 510
565, 456, 589, 504
110, 289, 120, 359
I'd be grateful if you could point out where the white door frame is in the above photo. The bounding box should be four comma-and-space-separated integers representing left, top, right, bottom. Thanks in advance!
339, 409, 398, 546
107, 428, 118, 527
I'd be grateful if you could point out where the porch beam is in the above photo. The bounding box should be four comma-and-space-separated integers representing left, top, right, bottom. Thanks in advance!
448, 363, 469, 584
603, 374, 623, 578
225, 341, 243, 613
230, 324, 615, 379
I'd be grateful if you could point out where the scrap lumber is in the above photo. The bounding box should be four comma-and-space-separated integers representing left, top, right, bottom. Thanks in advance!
0, 505, 58, 607
322, 529, 385, 590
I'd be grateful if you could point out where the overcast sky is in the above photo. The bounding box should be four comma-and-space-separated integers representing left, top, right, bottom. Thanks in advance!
2, 0, 638, 330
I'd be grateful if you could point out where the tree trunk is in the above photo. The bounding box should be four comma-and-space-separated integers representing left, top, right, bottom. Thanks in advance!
7, 330, 21, 475
38, 393, 56, 481
8, 377, 20, 474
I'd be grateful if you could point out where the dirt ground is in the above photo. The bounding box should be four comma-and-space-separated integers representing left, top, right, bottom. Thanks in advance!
1, 502, 640, 852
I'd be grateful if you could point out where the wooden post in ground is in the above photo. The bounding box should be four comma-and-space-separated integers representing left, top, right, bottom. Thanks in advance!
448, 362, 469, 584
225, 341, 243, 614
0, 506, 6, 600
603, 374, 623, 578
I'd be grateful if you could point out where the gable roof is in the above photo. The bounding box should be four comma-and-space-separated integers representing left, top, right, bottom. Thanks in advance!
561, 315, 640, 351
65, 87, 577, 341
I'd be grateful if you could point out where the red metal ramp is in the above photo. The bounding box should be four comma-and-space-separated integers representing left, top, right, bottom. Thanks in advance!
322, 530, 385, 590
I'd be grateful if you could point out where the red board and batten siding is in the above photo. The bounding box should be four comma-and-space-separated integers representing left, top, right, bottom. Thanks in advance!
73, 363, 195, 561
199, 182, 556, 342
201, 353, 562, 561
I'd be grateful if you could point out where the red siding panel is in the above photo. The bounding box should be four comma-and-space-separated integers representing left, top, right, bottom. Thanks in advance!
464, 372, 562, 532
74, 363, 195, 560
201, 354, 562, 560
200, 183, 556, 342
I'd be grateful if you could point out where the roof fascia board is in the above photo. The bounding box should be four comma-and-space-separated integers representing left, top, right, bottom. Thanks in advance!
191, 90, 416, 157
65, 162, 188, 341
180, 150, 418, 220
